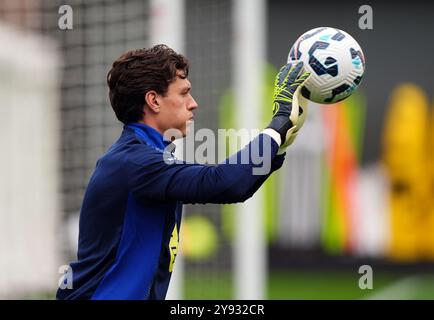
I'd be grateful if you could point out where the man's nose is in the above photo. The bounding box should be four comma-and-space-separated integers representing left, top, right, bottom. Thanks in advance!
189, 97, 198, 110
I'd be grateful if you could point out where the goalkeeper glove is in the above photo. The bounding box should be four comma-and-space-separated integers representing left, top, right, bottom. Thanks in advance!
266, 61, 311, 152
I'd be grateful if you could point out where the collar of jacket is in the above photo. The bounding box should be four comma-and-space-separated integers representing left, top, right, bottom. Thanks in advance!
126, 122, 174, 153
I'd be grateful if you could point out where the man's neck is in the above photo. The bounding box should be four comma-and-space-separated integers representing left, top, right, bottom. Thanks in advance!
137, 119, 164, 136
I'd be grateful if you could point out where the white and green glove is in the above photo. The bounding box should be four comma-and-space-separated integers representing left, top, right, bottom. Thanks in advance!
266, 61, 311, 154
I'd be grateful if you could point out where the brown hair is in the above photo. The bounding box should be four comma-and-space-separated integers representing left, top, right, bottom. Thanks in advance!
107, 44, 189, 124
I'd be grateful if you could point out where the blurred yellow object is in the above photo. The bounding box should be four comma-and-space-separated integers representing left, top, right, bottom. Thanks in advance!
382, 84, 429, 183
180, 215, 218, 261
382, 83, 433, 260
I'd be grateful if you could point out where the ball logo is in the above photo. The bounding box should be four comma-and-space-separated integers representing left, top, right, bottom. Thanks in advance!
308, 41, 338, 77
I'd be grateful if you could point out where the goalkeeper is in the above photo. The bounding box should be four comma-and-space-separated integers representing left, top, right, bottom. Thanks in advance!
56, 44, 310, 300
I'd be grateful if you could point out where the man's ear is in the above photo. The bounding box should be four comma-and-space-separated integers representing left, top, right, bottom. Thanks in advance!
144, 90, 160, 114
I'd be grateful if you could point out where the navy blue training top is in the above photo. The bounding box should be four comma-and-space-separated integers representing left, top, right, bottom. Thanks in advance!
56, 123, 285, 300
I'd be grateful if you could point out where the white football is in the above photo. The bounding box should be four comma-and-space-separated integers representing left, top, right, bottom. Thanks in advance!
288, 27, 365, 104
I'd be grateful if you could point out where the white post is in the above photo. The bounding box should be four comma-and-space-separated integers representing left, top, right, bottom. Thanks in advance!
150, 0, 185, 54
150, 0, 185, 300
233, 0, 267, 299
0, 23, 61, 297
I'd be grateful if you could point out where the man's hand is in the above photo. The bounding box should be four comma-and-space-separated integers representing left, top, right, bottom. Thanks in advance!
266, 62, 311, 152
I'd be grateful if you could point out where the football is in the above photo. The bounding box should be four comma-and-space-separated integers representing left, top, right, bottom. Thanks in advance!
288, 27, 365, 104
